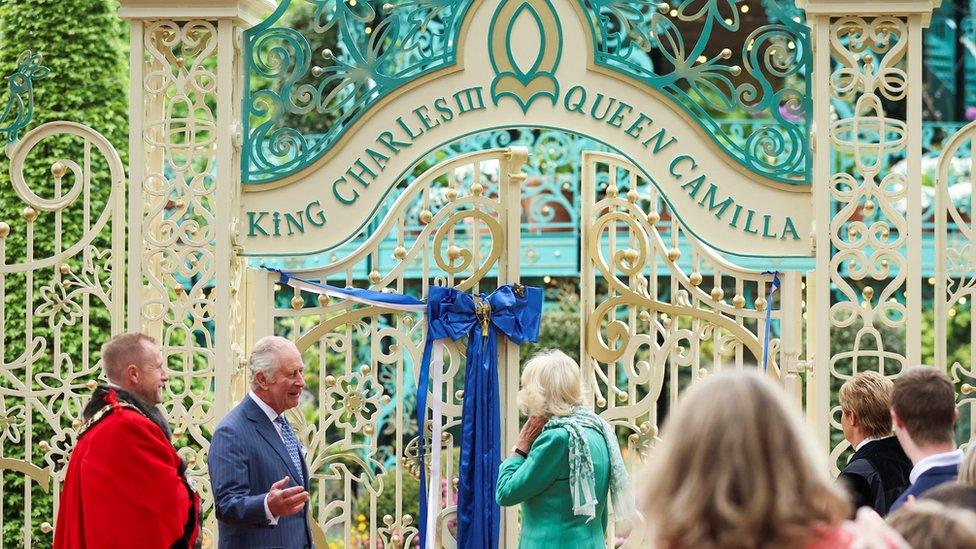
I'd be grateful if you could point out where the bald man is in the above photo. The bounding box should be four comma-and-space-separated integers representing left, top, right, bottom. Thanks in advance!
54, 333, 200, 548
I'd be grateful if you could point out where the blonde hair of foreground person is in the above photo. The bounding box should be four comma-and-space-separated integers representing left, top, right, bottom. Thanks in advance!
640, 370, 851, 549
959, 444, 976, 487
886, 500, 976, 548
517, 349, 583, 417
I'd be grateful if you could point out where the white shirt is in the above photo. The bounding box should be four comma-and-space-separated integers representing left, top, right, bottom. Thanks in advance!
909, 449, 964, 484
248, 392, 284, 526
855, 437, 880, 452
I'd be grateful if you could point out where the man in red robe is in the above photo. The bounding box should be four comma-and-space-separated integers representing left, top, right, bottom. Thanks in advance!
54, 333, 200, 548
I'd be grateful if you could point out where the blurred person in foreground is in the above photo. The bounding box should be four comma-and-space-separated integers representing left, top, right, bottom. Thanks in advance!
889, 366, 962, 511
919, 481, 976, 513
837, 371, 912, 516
641, 370, 880, 549
54, 333, 200, 548
958, 444, 975, 487
495, 350, 635, 548
886, 500, 976, 549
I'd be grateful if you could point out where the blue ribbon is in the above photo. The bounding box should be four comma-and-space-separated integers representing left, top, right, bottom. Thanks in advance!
761, 271, 781, 372
265, 268, 542, 549
417, 285, 542, 549
268, 268, 426, 310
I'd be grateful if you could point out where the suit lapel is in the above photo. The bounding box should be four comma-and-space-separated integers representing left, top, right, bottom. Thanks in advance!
243, 396, 305, 484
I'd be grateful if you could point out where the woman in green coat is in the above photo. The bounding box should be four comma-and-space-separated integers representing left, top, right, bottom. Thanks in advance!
495, 350, 634, 548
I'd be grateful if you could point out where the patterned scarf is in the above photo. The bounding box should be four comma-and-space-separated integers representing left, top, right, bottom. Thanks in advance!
543, 407, 636, 522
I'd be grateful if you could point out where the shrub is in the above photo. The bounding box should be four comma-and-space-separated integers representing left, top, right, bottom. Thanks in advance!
0, 0, 128, 545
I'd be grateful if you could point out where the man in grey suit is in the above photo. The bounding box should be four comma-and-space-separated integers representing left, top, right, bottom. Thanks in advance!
209, 336, 313, 548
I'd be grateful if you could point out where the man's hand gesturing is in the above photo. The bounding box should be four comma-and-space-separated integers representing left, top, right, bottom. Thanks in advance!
267, 476, 309, 517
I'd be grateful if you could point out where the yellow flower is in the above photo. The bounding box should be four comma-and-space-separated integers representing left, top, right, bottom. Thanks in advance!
357, 514, 366, 522
357, 522, 367, 532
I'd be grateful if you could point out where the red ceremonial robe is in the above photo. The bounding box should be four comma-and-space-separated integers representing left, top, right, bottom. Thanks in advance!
53, 388, 200, 549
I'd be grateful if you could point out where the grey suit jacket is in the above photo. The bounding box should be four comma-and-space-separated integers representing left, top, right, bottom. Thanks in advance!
209, 395, 313, 549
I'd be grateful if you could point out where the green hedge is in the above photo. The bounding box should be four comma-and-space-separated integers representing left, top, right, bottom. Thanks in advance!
0, 0, 128, 545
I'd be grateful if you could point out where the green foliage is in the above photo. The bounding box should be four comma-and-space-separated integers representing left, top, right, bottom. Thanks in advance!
921, 306, 972, 375
249, 0, 340, 137
520, 279, 581, 365
353, 468, 422, 532
0, 0, 128, 545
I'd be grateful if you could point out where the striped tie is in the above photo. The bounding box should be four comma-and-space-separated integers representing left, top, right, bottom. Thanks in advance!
274, 415, 305, 485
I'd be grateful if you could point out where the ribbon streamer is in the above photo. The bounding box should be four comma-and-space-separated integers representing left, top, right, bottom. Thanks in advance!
270, 268, 425, 312
761, 271, 782, 372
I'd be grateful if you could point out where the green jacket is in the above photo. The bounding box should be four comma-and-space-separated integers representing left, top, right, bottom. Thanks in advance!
495, 425, 610, 548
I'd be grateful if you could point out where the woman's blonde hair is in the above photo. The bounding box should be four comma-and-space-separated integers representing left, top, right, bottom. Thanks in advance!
517, 350, 583, 416
640, 370, 850, 548
886, 500, 976, 548
960, 444, 976, 487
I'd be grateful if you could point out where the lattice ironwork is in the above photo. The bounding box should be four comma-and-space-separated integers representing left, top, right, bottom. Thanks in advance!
243, 0, 473, 184
128, 18, 250, 544
579, 150, 803, 546
935, 122, 976, 450
807, 11, 925, 473
254, 148, 529, 547
0, 50, 50, 145
0, 120, 126, 546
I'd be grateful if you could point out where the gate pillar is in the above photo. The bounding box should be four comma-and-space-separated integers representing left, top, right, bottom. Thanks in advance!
798, 0, 938, 465
118, 0, 273, 532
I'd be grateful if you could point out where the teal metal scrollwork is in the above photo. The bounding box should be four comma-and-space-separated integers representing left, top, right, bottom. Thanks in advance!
243, 0, 472, 185
0, 50, 51, 145
580, 0, 811, 184
243, 0, 811, 185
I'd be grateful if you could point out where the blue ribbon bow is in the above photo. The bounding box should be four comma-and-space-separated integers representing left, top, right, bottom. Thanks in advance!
417, 284, 542, 549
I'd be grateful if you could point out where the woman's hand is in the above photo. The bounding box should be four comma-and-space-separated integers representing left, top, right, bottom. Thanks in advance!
516, 415, 549, 454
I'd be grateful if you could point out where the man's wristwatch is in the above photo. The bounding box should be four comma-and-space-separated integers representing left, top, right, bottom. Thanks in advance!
511, 446, 527, 458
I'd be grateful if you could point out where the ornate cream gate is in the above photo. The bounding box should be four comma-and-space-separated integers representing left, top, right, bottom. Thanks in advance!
250, 148, 530, 547
0, 0, 959, 547
580, 151, 803, 409
0, 119, 125, 546
935, 122, 976, 453
801, 1, 952, 473
245, 146, 801, 547
578, 151, 802, 544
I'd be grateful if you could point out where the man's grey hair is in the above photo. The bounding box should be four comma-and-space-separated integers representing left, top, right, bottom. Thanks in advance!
249, 336, 296, 388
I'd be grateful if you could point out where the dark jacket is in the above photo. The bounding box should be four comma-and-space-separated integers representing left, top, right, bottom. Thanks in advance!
889, 463, 959, 513
837, 436, 912, 516
209, 395, 312, 549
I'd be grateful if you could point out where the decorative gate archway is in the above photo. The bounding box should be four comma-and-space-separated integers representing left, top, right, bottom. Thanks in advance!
247, 143, 798, 547
250, 147, 529, 546
0, 0, 961, 547
229, 1, 818, 540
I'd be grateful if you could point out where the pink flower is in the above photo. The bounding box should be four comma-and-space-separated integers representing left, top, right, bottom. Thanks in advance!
779, 103, 805, 123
